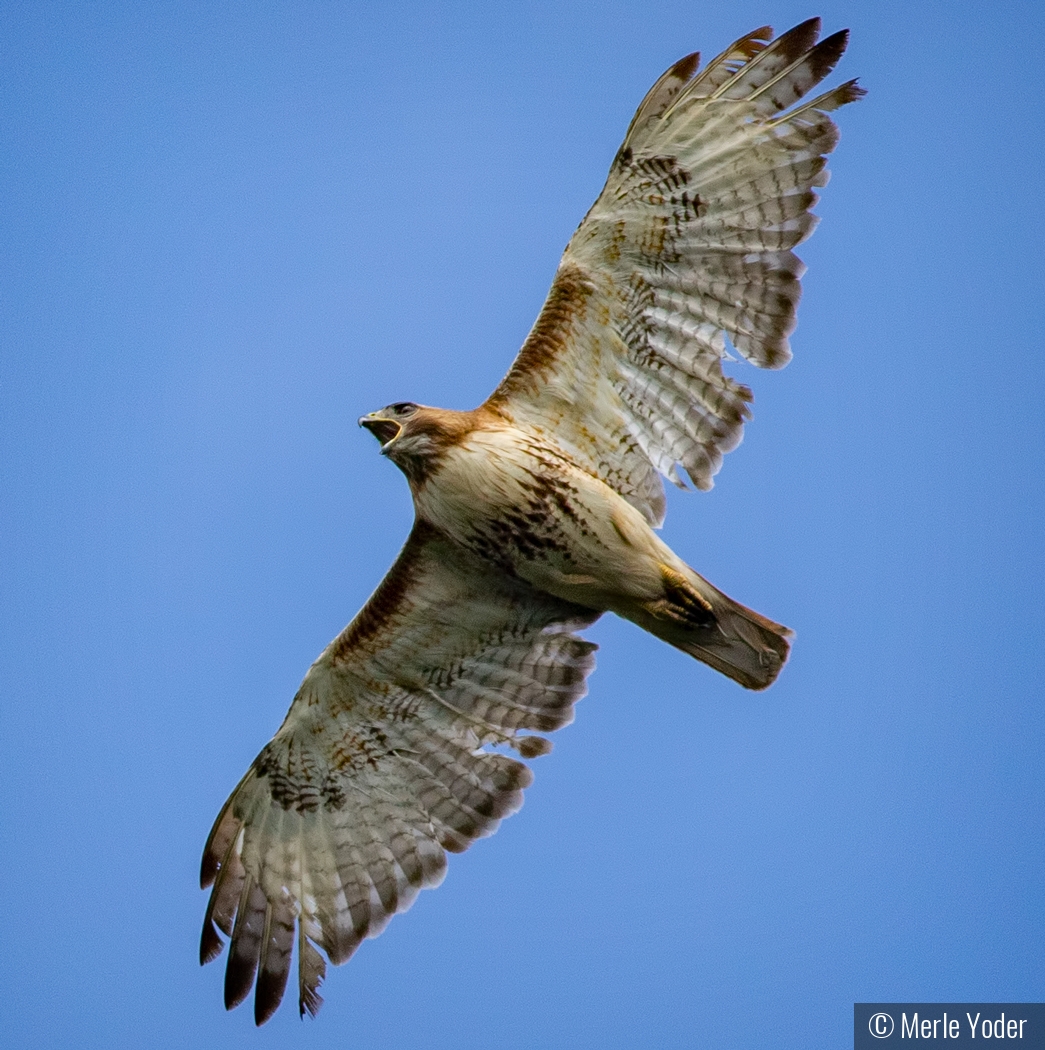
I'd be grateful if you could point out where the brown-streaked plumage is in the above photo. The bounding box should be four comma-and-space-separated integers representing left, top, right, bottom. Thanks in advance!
200, 19, 862, 1023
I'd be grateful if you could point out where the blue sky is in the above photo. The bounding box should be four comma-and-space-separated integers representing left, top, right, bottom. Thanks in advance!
2, 1, 1043, 1047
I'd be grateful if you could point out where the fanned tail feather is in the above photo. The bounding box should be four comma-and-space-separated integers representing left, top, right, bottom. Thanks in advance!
625, 564, 793, 690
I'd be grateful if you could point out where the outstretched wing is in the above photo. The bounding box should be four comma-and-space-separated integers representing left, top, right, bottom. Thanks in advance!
200, 520, 598, 1023
486, 20, 863, 525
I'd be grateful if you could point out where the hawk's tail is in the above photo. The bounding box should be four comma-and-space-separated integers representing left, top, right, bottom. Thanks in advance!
627, 564, 793, 690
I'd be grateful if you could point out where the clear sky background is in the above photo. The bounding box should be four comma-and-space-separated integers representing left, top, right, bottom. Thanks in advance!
3, 1, 1043, 1047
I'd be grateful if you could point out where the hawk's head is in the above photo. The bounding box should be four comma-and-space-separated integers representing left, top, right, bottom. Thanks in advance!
359, 402, 473, 485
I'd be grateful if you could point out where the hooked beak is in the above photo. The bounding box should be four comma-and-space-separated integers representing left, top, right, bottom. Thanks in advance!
358, 413, 402, 446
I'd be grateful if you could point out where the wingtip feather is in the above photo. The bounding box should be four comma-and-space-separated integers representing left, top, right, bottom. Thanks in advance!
298, 934, 327, 1019
200, 920, 224, 966
669, 50, 700, 83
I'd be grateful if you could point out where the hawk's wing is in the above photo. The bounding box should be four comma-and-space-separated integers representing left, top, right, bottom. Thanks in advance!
486, 20, 863, 525
200, 520, 597, 1023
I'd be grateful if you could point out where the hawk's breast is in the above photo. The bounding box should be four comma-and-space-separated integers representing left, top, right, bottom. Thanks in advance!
413, 425, 669, 609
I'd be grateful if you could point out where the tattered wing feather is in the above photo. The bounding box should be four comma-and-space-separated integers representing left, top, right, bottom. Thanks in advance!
487, 22, 863, 522
200, 520, 598, 1022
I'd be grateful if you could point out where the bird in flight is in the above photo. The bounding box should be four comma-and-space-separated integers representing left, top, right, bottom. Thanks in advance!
200, 18, 861, 1023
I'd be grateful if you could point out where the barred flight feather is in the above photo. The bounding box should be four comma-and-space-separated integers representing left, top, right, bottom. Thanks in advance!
712, 20, 822, 100
200, 523, 598, 1020
681, 27, 772, 101
489, 21, 862, 515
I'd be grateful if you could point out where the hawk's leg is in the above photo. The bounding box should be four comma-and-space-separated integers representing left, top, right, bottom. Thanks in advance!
641, 564, 717, 631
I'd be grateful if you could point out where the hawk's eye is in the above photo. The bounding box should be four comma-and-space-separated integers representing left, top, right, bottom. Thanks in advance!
389, 402, 418, 417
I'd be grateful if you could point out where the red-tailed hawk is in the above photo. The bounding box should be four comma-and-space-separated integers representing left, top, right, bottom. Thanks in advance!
200, 19, 861, 1023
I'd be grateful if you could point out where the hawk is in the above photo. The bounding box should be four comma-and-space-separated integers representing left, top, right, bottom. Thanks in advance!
200, 19, 862, 1023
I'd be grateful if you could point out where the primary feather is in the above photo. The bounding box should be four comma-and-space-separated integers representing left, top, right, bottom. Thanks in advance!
489, 17, 863, 516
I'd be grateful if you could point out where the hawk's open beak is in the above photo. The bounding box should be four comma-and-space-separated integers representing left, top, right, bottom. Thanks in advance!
359, 414, 402, 446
